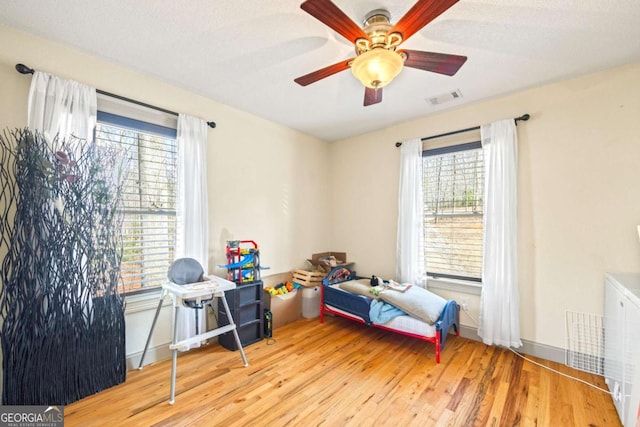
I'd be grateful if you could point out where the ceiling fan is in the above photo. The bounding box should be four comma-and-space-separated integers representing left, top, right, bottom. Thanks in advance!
294, 0, 467, 106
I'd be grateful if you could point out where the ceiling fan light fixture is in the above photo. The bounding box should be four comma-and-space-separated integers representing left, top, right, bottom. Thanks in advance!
351, 48, 404, 89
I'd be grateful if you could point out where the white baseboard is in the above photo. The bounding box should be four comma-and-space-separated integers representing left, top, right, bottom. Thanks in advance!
127, 344, 173, 371
458, 325, 565, 364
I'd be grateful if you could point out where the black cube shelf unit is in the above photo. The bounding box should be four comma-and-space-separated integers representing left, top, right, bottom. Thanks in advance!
218, 240, 264, 351
218, 281, 263, 350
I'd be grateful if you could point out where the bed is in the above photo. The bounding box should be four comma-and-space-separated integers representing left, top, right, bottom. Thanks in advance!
320, 266, 460, 363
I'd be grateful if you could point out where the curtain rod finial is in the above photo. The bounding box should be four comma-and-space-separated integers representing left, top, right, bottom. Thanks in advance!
207, 121, 216, 129
15, 64, 34, 74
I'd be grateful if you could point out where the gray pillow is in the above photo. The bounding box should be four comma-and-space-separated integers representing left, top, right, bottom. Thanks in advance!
168, 258, 204, 285
339, 279, 380, 300
379, 286, 446, 324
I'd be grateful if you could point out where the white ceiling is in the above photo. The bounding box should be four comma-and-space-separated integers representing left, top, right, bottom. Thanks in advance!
2, 0, 640, 141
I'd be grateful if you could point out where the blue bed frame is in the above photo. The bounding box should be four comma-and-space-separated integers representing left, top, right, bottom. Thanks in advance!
320, 266, 460, 363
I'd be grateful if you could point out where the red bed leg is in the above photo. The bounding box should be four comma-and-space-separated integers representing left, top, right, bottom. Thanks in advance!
319, 285, 325, 323
435, 331, 441, 364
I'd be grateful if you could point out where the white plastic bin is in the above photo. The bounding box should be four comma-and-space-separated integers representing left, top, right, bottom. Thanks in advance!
301, 286, 320, 318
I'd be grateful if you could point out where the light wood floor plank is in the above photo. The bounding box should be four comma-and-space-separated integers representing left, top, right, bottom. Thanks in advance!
63, 316, 621, 426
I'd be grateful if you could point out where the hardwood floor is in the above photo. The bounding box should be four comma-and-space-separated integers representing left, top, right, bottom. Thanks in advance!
65, 316, 621, 426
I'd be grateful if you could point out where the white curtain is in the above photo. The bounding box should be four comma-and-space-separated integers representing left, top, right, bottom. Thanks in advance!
175, 114, 209, 349
396, 138, 424, 285
27, 71, 97, 295
28, 71, 97, 145
478, 119, 521, 348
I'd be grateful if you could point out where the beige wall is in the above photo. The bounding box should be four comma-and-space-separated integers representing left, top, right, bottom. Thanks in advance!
330, 62, 640, 349
2, 20, 640, 356
0, 23, 331, 363
0, 23, 331, 275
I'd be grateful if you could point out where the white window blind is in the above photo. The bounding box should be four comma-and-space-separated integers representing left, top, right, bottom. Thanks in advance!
423, 141, 484, 281
95, 109, 177, 294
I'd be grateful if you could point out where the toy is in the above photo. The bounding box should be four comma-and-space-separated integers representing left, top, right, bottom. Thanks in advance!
266, 281, 300, 296
370, 275, 388, 286
220, 240, 269, 284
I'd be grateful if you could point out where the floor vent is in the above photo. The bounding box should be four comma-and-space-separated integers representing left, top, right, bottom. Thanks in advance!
565, 310, 604, 375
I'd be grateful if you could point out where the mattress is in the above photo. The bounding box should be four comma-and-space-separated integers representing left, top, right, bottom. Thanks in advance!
326, 284, 437, 338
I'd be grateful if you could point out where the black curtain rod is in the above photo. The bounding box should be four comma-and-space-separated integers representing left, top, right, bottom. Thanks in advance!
394, 114, 530, 147
15, 63, 216, 129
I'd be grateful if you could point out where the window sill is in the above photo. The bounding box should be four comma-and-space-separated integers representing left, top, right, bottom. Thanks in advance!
124, 289, 171, 314
426, 277, 482, 295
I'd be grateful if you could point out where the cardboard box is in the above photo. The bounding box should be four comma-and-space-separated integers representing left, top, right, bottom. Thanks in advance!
262, 271, 301, 329
307, 252, 349, 273
264, 289, 301, 329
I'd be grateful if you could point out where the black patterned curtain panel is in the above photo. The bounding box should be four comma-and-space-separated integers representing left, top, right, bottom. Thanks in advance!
0, 129, 127, 405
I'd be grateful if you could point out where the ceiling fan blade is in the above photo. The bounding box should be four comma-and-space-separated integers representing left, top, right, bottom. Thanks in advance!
364, 87, 383, 106
300, 0, 370, 44
294, 58, 353, 86
389, 0, 459, 43
400, 50, 467, 76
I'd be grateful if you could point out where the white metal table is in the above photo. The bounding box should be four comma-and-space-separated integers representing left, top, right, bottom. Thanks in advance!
138, 276, 248, 404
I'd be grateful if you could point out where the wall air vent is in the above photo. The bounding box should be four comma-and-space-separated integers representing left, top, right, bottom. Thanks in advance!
427, 89, 463, 106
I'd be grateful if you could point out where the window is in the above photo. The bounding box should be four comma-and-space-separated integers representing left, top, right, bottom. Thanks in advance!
423, 139, 484, 282
95, 108, 178, 294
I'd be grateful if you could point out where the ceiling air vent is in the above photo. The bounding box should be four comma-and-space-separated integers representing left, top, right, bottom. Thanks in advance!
427, 89, 463, 106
